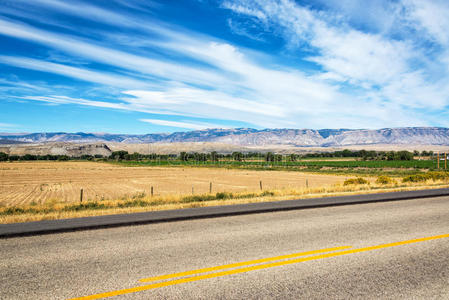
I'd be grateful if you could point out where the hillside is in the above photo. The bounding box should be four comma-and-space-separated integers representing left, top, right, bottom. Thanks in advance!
1, 127, 449, 147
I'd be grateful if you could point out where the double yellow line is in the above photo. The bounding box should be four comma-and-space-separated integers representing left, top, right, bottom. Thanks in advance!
71, 233, 449, 299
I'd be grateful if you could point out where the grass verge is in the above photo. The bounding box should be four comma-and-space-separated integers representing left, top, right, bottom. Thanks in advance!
1, 180, 449, 224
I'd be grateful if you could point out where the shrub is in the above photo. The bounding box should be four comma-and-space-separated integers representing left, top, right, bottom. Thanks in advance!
427, 171, 449, 180
1, 207, 26, 215
215, 192, 232, 200
343, 177, 369, 186
376, 176, 395, 185
402, 171, 449, 183
182, 194, 215, 203
117, 199, 149, 208
260, 190, 275, 196
402, 174, 428, 183
62, 202, 107, 211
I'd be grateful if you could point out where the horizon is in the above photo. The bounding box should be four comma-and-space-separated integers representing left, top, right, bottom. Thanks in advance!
1, 126, 449, 137
1, 1, 449, 133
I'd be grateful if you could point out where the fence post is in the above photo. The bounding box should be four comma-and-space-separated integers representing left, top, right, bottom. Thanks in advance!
306, 179, 309, 188
445, 152, 447, 170
259, 180, 263, 190
209, 182, 212, 193
151, 186, 153, 197
437, 152, 440, 169
192, 185, 194, 194
80, 188, 83, 203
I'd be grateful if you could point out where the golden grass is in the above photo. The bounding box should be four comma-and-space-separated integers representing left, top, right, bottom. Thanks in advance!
0, 161, 349, 206
1, 180, 448, 224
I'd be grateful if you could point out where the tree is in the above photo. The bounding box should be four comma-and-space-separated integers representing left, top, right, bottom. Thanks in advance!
23, 154, 37, 160
386, 151, 395, 161
129, 152, 140, 161
396, 151, 413, 161
288, 154, 298, 162
232, 152, 243, 161
274, 154, 283, 162
265, 152, 275, 162
111, 151, 128, 160
179, 152, 188, 161
0, 152, 8, 161
210, 151, 218, 162
342, 149, 353, 157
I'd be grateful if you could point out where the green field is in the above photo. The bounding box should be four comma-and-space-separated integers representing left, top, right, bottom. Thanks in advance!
114, 158, 441, 176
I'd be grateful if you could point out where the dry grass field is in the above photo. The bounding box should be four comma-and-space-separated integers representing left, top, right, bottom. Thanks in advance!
0, 161, 349, 206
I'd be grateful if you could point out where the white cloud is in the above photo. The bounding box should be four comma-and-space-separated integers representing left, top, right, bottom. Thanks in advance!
227, 19, 265, 42
224, 0, 414, 86
403, 0, 449, 46
223, 0, 449, 117
123, 88, 285, 117
0, 56, 150, 89
0, 123, 15, 128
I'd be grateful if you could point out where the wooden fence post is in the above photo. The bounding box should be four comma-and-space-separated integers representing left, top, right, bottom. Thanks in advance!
209, 182, 212, 193
437, 153, 440, 169
80, 188, 83, 203
259, 180, 263, 190
444, 152, 447, 170
151, 186, 153, 197
306, 179, 309, 188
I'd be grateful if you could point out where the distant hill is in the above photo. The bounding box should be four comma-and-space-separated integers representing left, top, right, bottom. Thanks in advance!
1, 127, 449, 147
0, 139, 29, 145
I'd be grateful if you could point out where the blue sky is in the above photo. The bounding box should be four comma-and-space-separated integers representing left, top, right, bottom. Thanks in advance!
1, 0, 449, 133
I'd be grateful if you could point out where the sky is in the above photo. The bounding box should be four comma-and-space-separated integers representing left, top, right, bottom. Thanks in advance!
1, 0, 449, 133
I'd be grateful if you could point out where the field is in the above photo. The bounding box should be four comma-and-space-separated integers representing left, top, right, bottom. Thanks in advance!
119, 159, 437, 169
2, 160, 448, 224
0, 161, 349, 206
115, 158, 440, 176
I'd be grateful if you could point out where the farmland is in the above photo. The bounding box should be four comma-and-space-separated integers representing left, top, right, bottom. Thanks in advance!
117, 158, 437, 170
1, 158, 448, 223
0, 161, 348, 206
114, 159, 441, 177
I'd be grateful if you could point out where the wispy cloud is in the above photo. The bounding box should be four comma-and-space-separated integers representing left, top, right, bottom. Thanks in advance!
139, 119, 228, 130
0, 123, 16, 130
0, 56, 150, 89
19, 95, 183, 116
226, 19, 266, 42
0, 123, 15, 127
0, 18, 226, 87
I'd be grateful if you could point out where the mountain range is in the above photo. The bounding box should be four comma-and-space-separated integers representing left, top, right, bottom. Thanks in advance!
1, 127, 449, 147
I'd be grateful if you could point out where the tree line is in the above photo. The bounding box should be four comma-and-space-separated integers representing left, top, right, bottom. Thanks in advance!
0, 149, 433, 162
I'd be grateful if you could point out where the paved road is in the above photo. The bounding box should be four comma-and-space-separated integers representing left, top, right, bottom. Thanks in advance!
1, 196, 448, 299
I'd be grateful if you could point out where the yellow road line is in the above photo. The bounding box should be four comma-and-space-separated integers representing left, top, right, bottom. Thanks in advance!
139, 245, 351, 283
70, 233, 449, 300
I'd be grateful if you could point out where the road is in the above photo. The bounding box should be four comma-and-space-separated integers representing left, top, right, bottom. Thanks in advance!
1, 196, 448, 299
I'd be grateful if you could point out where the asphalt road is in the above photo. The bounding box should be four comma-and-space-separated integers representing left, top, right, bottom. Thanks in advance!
1, 196, 448, 299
